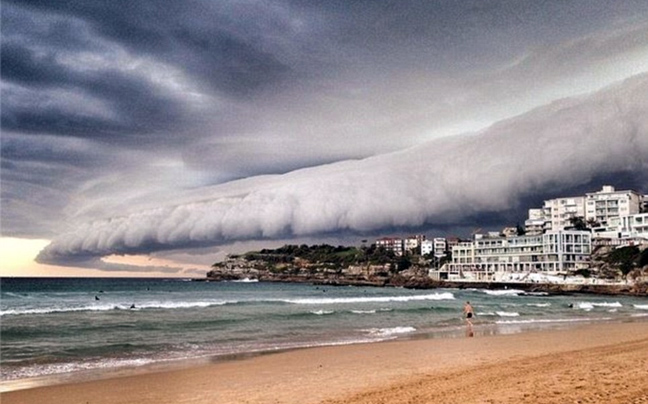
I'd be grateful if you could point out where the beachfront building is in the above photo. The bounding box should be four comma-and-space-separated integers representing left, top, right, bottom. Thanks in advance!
592, 212, 648, 240
585, 185, 642, 226
443, 230, 592, 281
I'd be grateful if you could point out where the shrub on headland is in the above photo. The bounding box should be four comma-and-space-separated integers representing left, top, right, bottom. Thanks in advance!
599, 246, 648, 280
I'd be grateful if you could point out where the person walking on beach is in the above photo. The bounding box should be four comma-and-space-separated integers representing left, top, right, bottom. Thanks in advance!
463, 301, 474, 337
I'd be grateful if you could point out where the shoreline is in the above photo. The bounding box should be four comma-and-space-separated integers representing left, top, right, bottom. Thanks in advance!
3, 320, 648, 404
0, 314, 632, 393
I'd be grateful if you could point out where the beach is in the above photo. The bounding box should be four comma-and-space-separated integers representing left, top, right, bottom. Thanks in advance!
3, 321, 647, 404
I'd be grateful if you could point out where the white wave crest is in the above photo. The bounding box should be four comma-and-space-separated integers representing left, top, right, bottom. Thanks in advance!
634, 304, 648, 310
0, 300, 230, 316
286, 292, 454, 305
366, 326, 416, 337
496, 317, 612, 325
231, 278, 258, 283
351, 310, 377, 314
311, 310, 335, 315
527, 303, 551, 307
482, 289, 525, 296
496, 311, 520, 317
578, 301, 622, 311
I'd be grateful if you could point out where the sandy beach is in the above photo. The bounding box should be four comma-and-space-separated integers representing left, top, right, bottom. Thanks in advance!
3, 321, 648, 404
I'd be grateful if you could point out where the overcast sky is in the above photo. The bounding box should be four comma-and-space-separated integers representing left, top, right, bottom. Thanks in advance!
2, 0, 648, 277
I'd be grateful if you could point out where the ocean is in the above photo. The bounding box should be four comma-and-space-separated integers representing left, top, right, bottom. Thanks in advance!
1, 277, 647, 390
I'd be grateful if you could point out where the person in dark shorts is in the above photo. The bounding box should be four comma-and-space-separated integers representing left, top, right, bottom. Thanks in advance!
463, 301, 474, 336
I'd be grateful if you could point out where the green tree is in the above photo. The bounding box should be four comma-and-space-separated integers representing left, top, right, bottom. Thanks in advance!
605, 246, 640, 277
516, 222, 526, 236
586, 218, 600, 228
568, 216, 588, 231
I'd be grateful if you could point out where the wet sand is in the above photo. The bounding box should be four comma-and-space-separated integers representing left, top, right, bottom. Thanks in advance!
3, 321, 648, 404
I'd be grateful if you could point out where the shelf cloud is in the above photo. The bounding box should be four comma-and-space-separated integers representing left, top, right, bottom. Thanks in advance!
36, 74, 648, 267
2, 1, 648, 274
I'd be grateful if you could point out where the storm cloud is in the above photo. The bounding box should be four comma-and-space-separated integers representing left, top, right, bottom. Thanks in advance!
37, 74, 648, 265
2, 1, 648, 273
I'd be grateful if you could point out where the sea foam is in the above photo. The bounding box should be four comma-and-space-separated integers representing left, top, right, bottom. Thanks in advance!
285, 292, 454, 305
311, 310, 335, 315
496, 317, 612, 325
482, 289, 525, 296
496, 311, 520, 317
578, 302, 622, 311
366, 326, 417, 337
0, 300, 231, 316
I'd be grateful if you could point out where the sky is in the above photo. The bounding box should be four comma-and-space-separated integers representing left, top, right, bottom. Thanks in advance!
2, 0, 648, 278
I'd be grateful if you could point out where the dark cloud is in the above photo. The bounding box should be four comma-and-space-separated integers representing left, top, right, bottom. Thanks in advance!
2, 0, 648, 274
36, 74, 648, 264
5, 0, 296, 96
1, 46, 187, 143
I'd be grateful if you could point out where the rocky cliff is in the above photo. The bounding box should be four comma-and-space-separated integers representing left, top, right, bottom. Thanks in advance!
206, 255, 647, 296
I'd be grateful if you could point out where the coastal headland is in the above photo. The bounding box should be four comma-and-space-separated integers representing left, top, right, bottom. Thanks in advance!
206, 246, 648, 296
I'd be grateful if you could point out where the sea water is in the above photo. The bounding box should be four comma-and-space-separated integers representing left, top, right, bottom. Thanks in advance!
1, 277, 647, 388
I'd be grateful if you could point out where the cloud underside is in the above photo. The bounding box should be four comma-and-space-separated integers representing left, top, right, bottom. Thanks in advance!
37, 73, 648, 266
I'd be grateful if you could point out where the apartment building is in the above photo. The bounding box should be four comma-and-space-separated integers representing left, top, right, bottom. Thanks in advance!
444, 230, 592, 280
375, 237, 403, 256
525, 185, 645, 233
524, 208, 545, 235
433, 237, 447, 258
593, 212, 648, 240
404, 235, 426, 253
543, 196, 586, 231
421, 240, 433, 255
585, 185, 642, 226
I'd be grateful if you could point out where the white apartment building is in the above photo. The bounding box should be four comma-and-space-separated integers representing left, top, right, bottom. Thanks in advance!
524, 208, 545, 235
592, 212, 648, 240
525, 185, 645, 233
444, 230, 592, 280
404, 235, 426, 253
375, 237, 404, 256
585, 185, 642, 226
543, 196, 586, 231
421, 240, 433, 255
433, 237, 447, 258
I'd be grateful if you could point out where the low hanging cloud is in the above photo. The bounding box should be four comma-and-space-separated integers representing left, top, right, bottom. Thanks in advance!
37, 73, 648, 266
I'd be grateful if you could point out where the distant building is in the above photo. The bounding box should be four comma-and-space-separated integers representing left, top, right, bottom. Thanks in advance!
421, 240, 433, 256
445, 230, 592, 280
446, 237, 461, 250
404, 235, 426, 253
501, 227, 518, 238
375, 237, 404, 256
585, 185, 642, 226
524, 208, 545, 235
543, 196, 586, 232
433, 238, 447, 258
592, 212, 648, 240
524, 185, 644, 233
